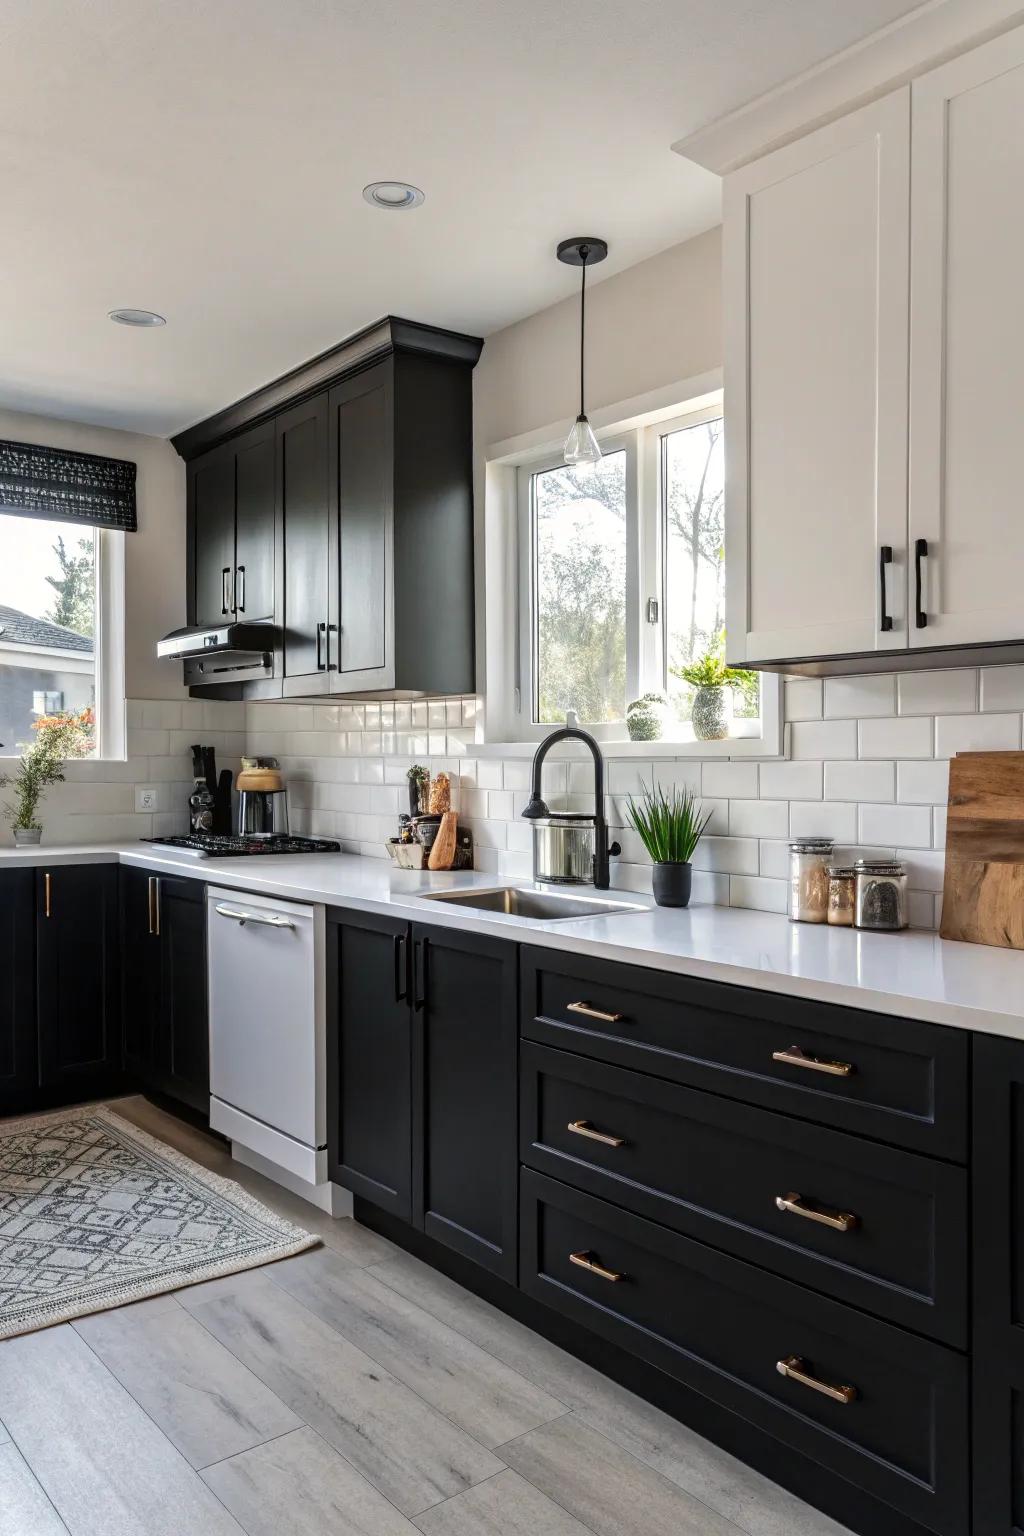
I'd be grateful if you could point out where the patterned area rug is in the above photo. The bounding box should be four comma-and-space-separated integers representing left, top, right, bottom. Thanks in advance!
0, 1105, 317, 1340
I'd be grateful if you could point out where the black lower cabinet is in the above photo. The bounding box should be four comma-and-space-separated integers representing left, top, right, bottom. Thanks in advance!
521, 1169, 968, 1536
120, 869, 209, 1114
0, 870, 36, 1112
328, 914, 517, 1281
972, 1034, 1024, 1536
327, 910, 412, 1219
36, 863, 120, 1098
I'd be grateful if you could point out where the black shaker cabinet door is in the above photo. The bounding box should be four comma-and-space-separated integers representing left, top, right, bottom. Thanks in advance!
119, 866, 161, 1079
190, 441, 237, 628
328, 363, 393, 687
157, 876, 209, 1113
973, 1034, 1024, 1536
328, 910, 413, 1221
0, 869, 36, 1112
278, 393, 330, 686
36, 864, 120, 1096
232, 422, 276, 624
412, 923, 518, 1281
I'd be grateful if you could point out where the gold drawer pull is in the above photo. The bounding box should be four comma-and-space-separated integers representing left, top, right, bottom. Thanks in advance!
775, 1192, 858, 1233
567, 1000, 625, 1024
568, 1119, 626, 1148
44, 871, 52, 919
772, 1046, 854, 1078
569, 1249, 624, 1282
776, 1354, 857, 1405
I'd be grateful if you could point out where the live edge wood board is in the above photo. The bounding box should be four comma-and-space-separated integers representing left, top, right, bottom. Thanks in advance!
940, 751, 1024, 950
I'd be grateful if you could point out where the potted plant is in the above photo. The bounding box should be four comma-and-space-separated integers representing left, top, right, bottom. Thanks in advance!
675, 634, 758, 742
625, 692, 670, 742
0, 707, 94, 845
625, 778, 711, 908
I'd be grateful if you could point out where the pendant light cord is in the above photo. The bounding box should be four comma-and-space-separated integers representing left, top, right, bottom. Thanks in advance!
579, 244, 589, 419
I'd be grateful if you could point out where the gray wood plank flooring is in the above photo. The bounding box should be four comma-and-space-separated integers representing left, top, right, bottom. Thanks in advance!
0, 1097, 851, 1535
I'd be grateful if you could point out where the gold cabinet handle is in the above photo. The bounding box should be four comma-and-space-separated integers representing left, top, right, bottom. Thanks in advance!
772, 1046, 854, 1078
776, 1354, 857, 1405
775, 1192, 858, 1233
44, 871, 51, 918
569, 1249, 624, 1282
568, 1119, 626, 1148
567, 1000, 625, 1024
147, 876, 161, 937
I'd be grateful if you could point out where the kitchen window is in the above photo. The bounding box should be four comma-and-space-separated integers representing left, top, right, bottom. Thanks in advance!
0, 511, 125, 759
509, 396, 778, 750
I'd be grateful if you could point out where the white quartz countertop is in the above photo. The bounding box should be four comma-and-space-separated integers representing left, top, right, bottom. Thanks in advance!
3, 841, 1023, 1039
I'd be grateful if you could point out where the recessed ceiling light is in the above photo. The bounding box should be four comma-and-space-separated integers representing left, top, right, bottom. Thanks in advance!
108, 308, 166, 327
362, 181, 424, 211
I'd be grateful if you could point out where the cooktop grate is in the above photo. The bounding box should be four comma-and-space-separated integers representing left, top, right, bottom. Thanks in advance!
142, 833, 342, 858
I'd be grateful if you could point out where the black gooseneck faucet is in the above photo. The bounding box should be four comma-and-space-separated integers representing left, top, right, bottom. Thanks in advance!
520, 725, 620, 890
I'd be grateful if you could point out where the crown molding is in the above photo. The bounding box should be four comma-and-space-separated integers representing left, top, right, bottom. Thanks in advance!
672, 0, 1024, 175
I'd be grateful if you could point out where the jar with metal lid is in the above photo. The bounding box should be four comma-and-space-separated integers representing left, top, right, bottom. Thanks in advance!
532, 814, 596, 885
854, 860, 908, 931
788, 839, 834, 923
826, 865, 857, 927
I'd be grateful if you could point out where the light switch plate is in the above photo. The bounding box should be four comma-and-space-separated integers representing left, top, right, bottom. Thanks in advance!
135, 785, 159, 813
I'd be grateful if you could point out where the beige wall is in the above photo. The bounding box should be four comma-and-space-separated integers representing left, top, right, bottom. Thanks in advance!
0, 405, 186, 700
473, 225, 722, 450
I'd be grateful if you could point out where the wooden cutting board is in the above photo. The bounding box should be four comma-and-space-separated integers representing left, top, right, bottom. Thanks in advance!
940, 751, 1024, 949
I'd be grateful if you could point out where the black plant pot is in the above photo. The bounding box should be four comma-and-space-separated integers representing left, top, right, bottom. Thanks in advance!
652, 861, 692, 908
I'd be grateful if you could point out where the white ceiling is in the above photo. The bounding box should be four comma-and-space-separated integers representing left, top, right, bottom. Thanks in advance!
0, 0, 926, 437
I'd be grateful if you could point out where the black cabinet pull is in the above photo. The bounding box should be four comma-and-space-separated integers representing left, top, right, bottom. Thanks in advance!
878, 545, 893, 632
236, 565, 246, 613
394, 933, 408, 1003
914, 538, 928, 629
221, 567, 231, 615
326, 623, 338, 672
413, 938, 428, 1011
316, 622, 327, 671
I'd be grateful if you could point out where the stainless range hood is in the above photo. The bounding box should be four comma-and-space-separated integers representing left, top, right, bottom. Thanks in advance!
157, 621, 277, 662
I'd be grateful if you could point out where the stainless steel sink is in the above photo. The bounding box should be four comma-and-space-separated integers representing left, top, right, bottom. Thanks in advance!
418, 886, 647, 920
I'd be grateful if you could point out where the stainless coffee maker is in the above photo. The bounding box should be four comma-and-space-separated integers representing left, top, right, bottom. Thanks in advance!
236, 756, 289, 838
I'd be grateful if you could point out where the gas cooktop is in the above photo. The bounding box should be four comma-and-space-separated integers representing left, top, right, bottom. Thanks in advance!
142, 833, 342, 859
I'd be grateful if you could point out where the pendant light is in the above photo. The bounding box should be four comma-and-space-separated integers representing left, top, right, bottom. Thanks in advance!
557, 236, 608, 467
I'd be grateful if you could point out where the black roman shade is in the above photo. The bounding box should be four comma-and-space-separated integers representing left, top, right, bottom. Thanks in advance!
0, 439, 137, 532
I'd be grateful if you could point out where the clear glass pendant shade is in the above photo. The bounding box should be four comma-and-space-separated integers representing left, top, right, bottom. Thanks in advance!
563, 413, 602, 467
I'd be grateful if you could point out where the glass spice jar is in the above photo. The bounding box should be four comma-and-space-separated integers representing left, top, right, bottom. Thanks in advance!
854, 860, 908, 931
826, 865, 857, 927
788, 840, 834, 923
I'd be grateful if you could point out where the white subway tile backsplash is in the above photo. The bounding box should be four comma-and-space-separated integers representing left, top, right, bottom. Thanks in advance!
896, 760, 950, 804
475, 760, 504, 790
823, 761, 894, 802
898, 670, 977, 716
933, 806, 947, 848
691, 836, 759, 876
824, 675, 895, 718
759, 840, 791, 880
934, 712, 1022, 756
730, 875, 788, 915
789, 801, 857, 842
783, 680, 823, 721
790, 719, 857, 760
702, 761, 758, 799
487, 790, 514, 821
980, 666, 1024, 712
898, 849, 946, 893
858, 716, 933, 759
759, 761, 823, 800
858, 803, 932, 849
729, 799, 790, 839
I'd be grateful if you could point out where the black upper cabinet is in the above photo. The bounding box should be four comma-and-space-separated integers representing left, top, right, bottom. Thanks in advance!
327, 910, 412, 1219
190, 422, 275, 629
36, 864, 120, 1096
278, 394, 330, 686
0, 870, 36, 1112
177, 318, 482, 700
120, 869, 209, 1114
412, 923, 518, 1281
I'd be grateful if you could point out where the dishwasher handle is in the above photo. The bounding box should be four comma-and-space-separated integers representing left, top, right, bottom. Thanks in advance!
214, 903, 296, 930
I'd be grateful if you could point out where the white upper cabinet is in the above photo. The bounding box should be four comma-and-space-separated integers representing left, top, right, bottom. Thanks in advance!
909, 28, 1024, 649
724, 91, 910, 665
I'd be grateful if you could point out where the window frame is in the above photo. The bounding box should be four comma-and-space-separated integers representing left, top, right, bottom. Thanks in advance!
501, 393, 780, 754
0, 516, 126, 762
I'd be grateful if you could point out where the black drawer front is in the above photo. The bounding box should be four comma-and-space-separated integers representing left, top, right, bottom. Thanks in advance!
521, 1170, 967, 1536
521, 948, 968, 1160
521, 1042, 967, 1347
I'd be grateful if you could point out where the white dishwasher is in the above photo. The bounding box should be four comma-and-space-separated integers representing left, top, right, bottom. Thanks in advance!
207, 886, 331, 1196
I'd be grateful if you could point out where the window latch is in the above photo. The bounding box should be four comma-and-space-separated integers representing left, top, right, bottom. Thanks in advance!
646, 598, 659, 625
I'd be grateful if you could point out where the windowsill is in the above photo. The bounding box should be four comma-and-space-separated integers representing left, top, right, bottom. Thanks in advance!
474, 735, 785, 760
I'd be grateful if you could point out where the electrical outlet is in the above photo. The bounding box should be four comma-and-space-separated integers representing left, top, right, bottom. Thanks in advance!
135, 785, 159, 813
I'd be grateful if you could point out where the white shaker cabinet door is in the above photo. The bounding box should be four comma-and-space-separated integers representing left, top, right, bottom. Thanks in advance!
909, 28, 1024, 648
724, 90, 910, 664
